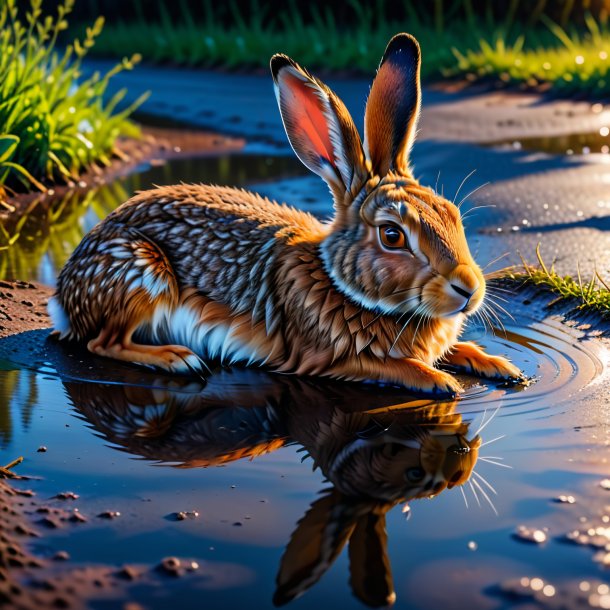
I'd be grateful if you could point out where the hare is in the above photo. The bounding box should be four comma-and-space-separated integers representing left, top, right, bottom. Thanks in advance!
49, 33, 522, 395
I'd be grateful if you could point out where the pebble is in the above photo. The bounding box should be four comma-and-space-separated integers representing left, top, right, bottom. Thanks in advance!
467, 541, 478, 551
157, 556, 198, 577
37, 446, 47, 453
116, 565, 139, 581
52, 551, 70, 561
513, 525, 547, 544
555, 494, 576, 504
55, 491, 79, 501
69, 509, 88, 523
172, 510, 199, 521
600, 479, 610, 490
98, 510, 121, 519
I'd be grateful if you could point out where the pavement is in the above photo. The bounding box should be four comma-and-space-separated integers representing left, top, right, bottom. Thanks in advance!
82, 59, 610, 278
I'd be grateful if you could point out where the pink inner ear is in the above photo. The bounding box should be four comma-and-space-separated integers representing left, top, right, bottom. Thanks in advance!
283, 71, 333, 165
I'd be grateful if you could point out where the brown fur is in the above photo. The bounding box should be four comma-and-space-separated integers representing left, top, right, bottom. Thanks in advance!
50, 33, 522, 394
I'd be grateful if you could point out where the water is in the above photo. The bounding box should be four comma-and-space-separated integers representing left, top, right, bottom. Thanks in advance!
0, 308, 607, 609
0, 153, 306, 284
0, 149, 608, 609
489, 131, 610, 156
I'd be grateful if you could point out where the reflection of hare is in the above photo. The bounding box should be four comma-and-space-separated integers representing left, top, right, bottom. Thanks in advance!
50, 33, 521, 395
65, 370, 482, 606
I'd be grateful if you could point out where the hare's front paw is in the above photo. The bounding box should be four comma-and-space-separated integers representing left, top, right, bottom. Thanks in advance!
425, 369, 464, 396
400, 358, 463, 396
444, 341, 523, 381
478, 354, 523, 381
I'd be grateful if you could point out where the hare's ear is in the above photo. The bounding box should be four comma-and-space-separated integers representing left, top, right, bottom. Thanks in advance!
271, 55, 368, 204
348, 509, 396, 607
364, 33, 421, 177
273, 490, 359, 606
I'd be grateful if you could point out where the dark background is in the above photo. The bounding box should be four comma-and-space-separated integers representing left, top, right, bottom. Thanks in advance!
42, 0, 610, 28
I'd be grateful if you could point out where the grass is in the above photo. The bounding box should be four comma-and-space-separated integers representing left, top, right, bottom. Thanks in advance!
0, 0, 146, 204
500, 245, 610, 319
73, 0, 610, 97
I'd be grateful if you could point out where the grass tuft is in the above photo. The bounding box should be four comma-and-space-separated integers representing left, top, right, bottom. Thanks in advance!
0, 0, 147, 203
502, 245, 610, 319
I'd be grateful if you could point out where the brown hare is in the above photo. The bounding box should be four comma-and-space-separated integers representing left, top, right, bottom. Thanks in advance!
49, 33, 522, 395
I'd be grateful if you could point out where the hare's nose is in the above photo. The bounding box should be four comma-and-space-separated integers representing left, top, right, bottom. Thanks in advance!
451, 284, 473, 300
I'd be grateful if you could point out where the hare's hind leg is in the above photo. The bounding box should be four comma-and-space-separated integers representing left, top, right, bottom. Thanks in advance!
84, 229, 203, 375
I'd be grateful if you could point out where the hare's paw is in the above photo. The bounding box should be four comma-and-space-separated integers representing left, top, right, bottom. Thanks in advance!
400, 358, 463, 396
419, 368, 463, 396
88, 338, 209, 376
445, 342, 523, 381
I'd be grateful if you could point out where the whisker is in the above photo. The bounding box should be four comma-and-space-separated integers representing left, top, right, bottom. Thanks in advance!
485, 285, 513, 294
476, 405, 502, 436
486, 297, 516, 324
453, 169, 477, 209
479, 456, 505, 460
459, 484, 469, 509
469, 480, 481, 507
391, 303, 423, 353
479, 458, 512, 469
457, 181, 491, 210
435, 169, 441, 194
482, 251, 510, 272
472, 470, 498, 496
479, 434, 506, 447
461, 203, 496, 221
472, 477, 499, 515
484, 290, 509, 303
410, 303, 430, 348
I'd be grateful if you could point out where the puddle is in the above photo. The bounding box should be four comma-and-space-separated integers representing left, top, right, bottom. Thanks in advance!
0, 153, 306, 285
489, 131, 610, 156
0, 307, 607, 609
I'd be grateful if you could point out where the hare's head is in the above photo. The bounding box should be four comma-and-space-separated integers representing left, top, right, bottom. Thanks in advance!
271, 34, 485, 320
327, 417, 481, 503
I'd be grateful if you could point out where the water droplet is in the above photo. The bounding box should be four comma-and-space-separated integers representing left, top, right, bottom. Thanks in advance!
556, 494, 576, 504
514, 525, 547, 544
467, 540, 478, 551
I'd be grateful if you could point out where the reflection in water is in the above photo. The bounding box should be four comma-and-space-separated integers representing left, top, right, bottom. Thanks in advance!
489, 131, 610, 156
0, 154, 306, 283
64, 369, 481, 607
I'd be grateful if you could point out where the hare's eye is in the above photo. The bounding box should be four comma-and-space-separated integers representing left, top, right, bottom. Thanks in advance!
405, 467, 426, 482
379, 225, 407, 249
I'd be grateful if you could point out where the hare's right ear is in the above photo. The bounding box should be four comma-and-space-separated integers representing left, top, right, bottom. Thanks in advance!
273, 490, 359, 606
271, 55, 369, 205
364, 34, 422, 177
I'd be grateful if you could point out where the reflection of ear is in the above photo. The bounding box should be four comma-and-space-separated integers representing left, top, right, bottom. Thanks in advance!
274, 490, 359, 606
349, 508, 396, 607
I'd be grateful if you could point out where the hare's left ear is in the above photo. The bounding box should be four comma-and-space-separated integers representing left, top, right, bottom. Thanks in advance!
271, 55, 369, 205
364, 33, 422, 177
273, 490, 359, 606
348, 509, 396, 607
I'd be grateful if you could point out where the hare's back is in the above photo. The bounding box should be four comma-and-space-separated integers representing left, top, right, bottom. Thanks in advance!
104, 183, 324, 301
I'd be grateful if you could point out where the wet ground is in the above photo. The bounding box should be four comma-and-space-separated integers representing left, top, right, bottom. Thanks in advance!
0, 65, 608, 609
0, 297, 608, 609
